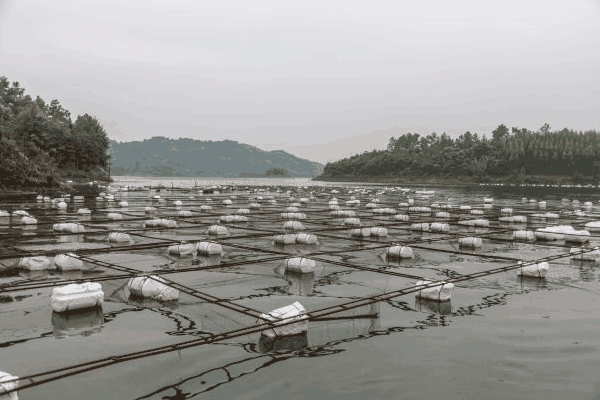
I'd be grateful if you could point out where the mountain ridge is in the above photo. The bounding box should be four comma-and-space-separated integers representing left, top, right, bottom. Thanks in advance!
109, 137, 323, 177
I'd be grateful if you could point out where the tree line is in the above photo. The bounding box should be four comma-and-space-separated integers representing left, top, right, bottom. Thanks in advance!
317, 124, 600, 184
0, 76, 110, 189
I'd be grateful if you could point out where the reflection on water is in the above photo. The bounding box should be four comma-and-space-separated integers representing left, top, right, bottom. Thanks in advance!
517, 275, 549, 292
415, 297, 452, 315
258, 331, 308, 353
51, 307, 104, 338
274, 266, 315, 296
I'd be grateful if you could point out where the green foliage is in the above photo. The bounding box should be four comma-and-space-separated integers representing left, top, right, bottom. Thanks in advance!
265, 168, 289, 176
318, 124, 600, 184
0, 76, 109, 188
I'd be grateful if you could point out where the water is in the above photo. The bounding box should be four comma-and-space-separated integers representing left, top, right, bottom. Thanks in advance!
2, 178, 600, 399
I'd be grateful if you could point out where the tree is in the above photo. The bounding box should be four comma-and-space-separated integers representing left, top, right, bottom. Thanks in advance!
492, 124, 509, 142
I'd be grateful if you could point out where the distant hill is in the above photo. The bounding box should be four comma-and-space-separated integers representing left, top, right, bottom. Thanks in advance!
109, 137, 324, 177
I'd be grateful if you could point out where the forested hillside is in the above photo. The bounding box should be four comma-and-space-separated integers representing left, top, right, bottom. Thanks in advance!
316, 124, 600, 184
110, 137, 323, 177
0, 76, 110, 189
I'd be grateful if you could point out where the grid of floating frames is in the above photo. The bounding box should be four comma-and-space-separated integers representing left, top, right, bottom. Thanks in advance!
2, 182, 600, 397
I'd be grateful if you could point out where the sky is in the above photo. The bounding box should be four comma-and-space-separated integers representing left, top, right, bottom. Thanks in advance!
1, 0, 599, 164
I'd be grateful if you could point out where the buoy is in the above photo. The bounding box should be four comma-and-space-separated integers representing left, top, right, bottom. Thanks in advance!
167, 243, 196, 256
430, 223, 449, 233
410, 223, 429, 232
458, 237, 482, 248
0, 371, 19, 400
283, 258, 316, 274
106, 213, 123, 221
415, 280, 454, 301
259, 301, 308, 339
296, 233, 317, 245
517, 261, 548, 278
370, 227, 388, 237
274, 234, 298, 245
127, 276, 179, 302
53, 223, 85, 233
512, 231, 535, 242
386, 246, 414, 259
343, 218, 361, 226
108, 232, 134, 243
18, 256, 54, 270
207, 225, 229, 235
570, 247, 600, 262
51, 282, 104, 313
195, 242, 223, 256
351, 228, 371, 238
54, 254, 84, 271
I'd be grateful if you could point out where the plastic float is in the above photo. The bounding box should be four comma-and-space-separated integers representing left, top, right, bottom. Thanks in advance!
0, 371, 19, 400
410, 223, 429, 232
207, 225, 229, 235
51, 282, 104, 313
167, 243, 196, 256
56, 201, 67, 209
458, 237, 483, 248
54, 254, 84, 271
259, 302, 308, 339
174, 200, 183, 206
295, 233, 318, 245
483, 198, 494, 204
18, 216, 37, 225
436, 212, 451, 219
584, 221, 600, 232
195, 242, 223, 256
178, 210, 193, 218
200, 205, 213, 212
430, 223, 449, 233
470, 210, 484, 215
351, 228, 371, 238
415, 280, 454, 301
535, 226, 590, 243
517, 261, 549, 278
501, 208, 513, 215
222, 199, 233, 205
53, 223, 85, 233
77, 208, 91, 214
570, 247, 600, 262
106, 212, 123, 221
18, 256, 53, 270
512, 231, 536, 242
343, 218, 361, 226
281, 212, 307, 220
394, 214, 409, 222
283, 258, 316, 274
386, 245, 414, 259
236, 208, 251, 215
107, 232, 134, 243
118, 201, 128, 208
127, 276, 179, 302
370, 227, 388, 237
283, 221, 306, 231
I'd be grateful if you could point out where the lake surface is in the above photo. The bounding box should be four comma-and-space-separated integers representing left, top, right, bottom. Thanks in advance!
2, 177, 600, 399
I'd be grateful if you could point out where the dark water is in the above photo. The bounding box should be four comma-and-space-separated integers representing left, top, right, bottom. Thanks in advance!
1, 179, 600, 399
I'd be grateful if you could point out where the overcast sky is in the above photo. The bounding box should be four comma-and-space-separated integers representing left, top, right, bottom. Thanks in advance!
1, 0, 599, 163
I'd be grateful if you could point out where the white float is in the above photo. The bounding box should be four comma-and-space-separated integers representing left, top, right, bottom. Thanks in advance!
430, 223, 449, 233
0, 370, 19, 400
517, 261, 549, 278
108, 232, 134, 243
259, 301, 308, 339
167, 243, 196, 256
370, 227, 388, 237
195, 242, 223, 255
283, 258, 316, 274
54, 254, 84, 271
18, 256, 53, 270
458, 237, 483, 248
512, 231, 536, 242
415, 280, 454, 301
410, 223, 429, 232
127, 276, 179, 301
386, 246, 414, 259
51, 282, 104, 313
207, 225, 229, 235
